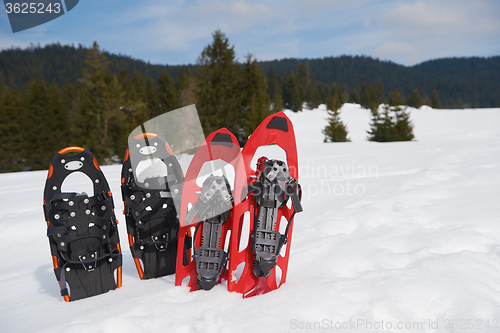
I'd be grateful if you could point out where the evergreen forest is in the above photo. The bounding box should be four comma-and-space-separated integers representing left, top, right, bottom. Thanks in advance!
0, 30, 499, 172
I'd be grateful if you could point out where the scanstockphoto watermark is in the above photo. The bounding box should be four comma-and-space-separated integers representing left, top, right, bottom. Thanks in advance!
290, 318, 424, 331
298, 160, 379, 199
290, 318, 500, 331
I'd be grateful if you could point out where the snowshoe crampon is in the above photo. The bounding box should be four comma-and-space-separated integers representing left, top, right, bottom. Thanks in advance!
228, 112, 303, 298
175, 128, 245, 291
43, 147, 122, 302
121, 133, 184, 279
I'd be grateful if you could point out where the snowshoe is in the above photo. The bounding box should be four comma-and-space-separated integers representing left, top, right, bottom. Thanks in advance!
121, 132, 184, 279
228, 112, 303, 297
175, 128, 245, 291
43, 147, 122, 302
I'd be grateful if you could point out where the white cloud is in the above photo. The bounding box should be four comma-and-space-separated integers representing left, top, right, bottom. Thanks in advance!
374, 41, 417, 56
1, 0, 499, 66
385, 0, 500, 36
101, 0, 287, 60
370, 0, 500, 64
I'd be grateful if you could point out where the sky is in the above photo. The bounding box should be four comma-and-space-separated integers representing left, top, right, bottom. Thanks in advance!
0, 0, 499, 67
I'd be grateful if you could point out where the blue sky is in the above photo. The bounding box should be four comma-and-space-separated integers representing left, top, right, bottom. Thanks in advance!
1, 0, 499, 66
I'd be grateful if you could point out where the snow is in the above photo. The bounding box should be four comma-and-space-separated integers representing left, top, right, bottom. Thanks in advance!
1, 104, 500, 332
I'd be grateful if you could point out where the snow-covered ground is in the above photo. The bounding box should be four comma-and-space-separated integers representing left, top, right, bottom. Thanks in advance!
1, 104, 500, 333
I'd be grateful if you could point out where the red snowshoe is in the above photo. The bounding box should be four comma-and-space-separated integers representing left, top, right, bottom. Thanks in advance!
228, 112, 303, 297
175, 128, 245, 291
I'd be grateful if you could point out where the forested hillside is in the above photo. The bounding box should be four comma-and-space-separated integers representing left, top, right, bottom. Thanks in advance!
259, 56, 500, 108
0, 32, 269, 172
0, 35, 499, 173
1, 43, 499, 108
0, 43, 192, 89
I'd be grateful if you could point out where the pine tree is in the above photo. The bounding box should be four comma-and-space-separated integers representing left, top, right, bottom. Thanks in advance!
177, 66, 196, 107
78, 41, 126, 162
323, 108, 350, 142
316, 82, 330, 106
157, 69, 179, 113
349, 88, 361, 104
145, 76, 160, 118
282, 72, 301, 112
360, 77, 386, 112
367, 106, 395, 142
389, 89, 406, 106
47, 83, 69, 150
394, 106, 415, 141
306, 82, 322, 109
116, 69, 148, 153
367, 105, 414, 142
131, 70, 145, 101
296, 61, 312, 108
0, 85, 27, 172
196, 30, 243, 137
430, 90, 441, 109
241, 54, 270, 141
327, 82, 344, 111
24, 78, 60, 169
407, 89, 423, 108
267, 66, 283, 111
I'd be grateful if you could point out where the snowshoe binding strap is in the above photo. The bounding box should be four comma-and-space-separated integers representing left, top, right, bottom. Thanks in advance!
123, 175, 178, 250
188, 175, 233, 290
247, 158, 302, 278
45, 191, 122, 297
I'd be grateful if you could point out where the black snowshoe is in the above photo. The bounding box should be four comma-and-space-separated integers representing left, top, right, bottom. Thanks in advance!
43, 147, 122, 301
121, 133, 184, 279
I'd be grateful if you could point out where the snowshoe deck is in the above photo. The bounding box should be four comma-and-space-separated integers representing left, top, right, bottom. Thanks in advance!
228, 112, 302, 297
43, 147, 122, 302
121, 133, 184, 279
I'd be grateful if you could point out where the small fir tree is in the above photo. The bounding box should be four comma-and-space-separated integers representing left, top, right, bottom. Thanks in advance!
430, 90, 441, 109
349, 88, 361, 104
393, 106, 415, 141
367, 105, 414, 142
323, 108, 350, 142
407, 89, 423, 108
282, 72, 302, 111
327, 82, 344, 112
360, 77, 386, 112
389, 89, 406, 106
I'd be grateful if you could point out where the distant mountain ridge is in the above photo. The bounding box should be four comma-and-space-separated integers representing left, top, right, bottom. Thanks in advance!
258, 56, 500, 108
0, 43, 498, 108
